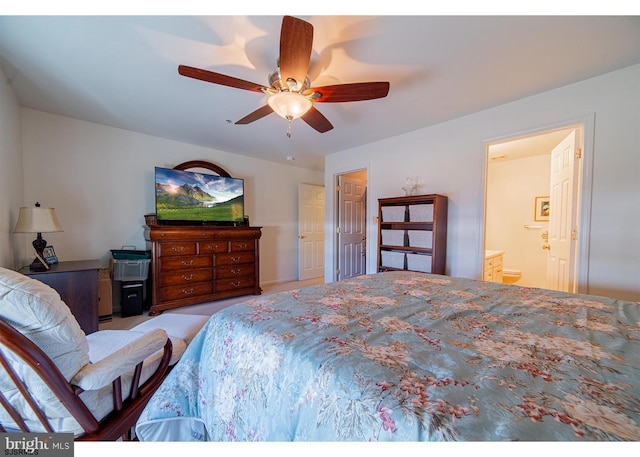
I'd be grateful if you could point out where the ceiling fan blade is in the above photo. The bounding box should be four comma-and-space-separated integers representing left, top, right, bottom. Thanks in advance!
301, 106, 333, 133
235, 105, 274, 125
279, 16, 313, 89
178, 65, 266, 93
304, 82, 390, 103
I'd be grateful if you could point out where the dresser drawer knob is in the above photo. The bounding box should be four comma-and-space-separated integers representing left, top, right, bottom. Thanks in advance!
182, 274, 194, 281
231, 256, 241, 263
231, 281, 241, 288
171, 246, 186, 252
207, 245, 218, 251
182, 288, 195, 295
238, 243, 248, 249
231, 268, 241, 275
181, 259, 194, 266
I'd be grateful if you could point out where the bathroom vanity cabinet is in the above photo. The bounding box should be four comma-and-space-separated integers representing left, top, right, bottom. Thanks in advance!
484, 250, 504, 283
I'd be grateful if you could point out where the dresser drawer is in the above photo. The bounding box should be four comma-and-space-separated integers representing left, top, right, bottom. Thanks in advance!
200, 241, 229, 254
230, 240, 254, 252
215, 277, 255, 293
159, 268, 213, 287
158, 282, 212, 302
159, 242, 197, 257
160, 255, 212, 271
215, 252, 255, 266
216, 264, 255, 280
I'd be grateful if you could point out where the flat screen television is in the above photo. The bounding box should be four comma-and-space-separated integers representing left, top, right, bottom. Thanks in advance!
154, 166, 245, 225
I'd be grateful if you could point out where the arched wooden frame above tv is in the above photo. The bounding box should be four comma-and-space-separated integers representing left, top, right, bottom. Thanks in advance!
173, 160, 231, 178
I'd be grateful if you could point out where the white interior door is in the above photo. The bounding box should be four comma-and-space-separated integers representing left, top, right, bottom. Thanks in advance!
337, 174, 366, 280
547, 130, 579, 292
298, 183, 325, 280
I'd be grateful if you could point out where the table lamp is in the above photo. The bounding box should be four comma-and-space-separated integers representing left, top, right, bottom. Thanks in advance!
14, 202, 63, 271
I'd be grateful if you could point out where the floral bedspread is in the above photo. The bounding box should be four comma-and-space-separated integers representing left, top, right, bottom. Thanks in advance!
136, 271, 640, 441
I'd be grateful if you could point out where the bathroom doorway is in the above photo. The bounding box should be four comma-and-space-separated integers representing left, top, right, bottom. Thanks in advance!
483, 121, 591, 293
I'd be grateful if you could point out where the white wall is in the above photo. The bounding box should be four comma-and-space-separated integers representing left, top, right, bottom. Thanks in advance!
0, 65, 25, 269
325, 64, 640, 302
20, 110, 324, 286
486, 154, 551, 288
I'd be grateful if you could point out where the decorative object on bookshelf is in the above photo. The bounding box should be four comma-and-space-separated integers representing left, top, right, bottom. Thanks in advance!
401, 177, 418, 196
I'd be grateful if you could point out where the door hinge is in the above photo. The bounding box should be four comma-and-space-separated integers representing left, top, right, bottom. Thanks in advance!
336, 226, 341, 234
336, 268, 340, 277
575, 148, 582, 159
571, 229, 578, 240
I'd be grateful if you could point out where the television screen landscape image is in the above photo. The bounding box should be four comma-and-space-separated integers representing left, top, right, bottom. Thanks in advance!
154, 167, 245, 224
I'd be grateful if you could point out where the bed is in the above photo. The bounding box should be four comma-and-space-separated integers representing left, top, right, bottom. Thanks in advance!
135, 271, 640, 441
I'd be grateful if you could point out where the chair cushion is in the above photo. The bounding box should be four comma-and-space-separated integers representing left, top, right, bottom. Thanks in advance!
87, 329, 186, 368
130, 313, 209, 346
0, 267, 88, 378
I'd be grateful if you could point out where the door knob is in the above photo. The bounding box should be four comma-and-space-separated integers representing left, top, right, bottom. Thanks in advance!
542, 243, 551, 250
299, 235, 306, 239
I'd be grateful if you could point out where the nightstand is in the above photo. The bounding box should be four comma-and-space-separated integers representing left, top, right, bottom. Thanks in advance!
19, 260, 100, 334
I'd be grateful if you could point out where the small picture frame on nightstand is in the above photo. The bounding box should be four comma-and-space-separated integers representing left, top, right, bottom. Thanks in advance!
43, 245, 59, 264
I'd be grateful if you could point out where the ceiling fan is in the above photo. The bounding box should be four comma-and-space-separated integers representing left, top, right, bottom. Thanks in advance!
178, 16, 390, 137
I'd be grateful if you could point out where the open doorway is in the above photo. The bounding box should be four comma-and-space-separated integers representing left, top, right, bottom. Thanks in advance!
483, 120, 592, 293
335, 169, 367, 281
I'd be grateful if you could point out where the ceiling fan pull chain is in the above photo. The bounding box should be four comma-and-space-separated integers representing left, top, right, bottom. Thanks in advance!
286, 116, 293, 138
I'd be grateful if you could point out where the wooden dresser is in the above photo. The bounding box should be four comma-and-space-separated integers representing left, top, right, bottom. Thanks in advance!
145, 224, 262, 315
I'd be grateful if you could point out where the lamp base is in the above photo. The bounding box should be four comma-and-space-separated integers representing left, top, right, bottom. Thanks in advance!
29, 256, 49, 272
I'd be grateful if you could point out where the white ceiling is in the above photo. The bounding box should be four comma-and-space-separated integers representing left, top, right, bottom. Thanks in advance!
1, 15, 639, 171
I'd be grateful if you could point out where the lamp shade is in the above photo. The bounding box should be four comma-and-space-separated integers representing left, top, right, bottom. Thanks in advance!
14, 206, 63, 234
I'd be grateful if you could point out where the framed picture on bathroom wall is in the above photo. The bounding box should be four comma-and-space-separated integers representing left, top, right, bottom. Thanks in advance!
534, 196, 550, 221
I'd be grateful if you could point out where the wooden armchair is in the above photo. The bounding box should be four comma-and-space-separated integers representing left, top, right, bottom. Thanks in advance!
0, 267, 172, 440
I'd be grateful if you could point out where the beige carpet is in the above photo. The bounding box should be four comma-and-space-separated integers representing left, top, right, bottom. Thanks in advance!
100, 277, 324, 331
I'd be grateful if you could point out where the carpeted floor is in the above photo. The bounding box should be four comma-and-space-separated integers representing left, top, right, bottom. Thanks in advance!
99, 277, 324, 331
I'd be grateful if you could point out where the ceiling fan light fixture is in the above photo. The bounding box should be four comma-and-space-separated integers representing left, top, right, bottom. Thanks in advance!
267, 91, 312, 120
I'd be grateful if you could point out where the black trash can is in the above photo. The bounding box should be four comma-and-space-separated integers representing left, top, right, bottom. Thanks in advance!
121, 281, 144, 317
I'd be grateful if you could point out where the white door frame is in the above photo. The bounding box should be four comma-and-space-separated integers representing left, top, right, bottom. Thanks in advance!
480, 114, 594, 294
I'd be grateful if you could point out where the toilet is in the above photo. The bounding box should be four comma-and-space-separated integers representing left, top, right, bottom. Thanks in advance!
502, 268, 522, 284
